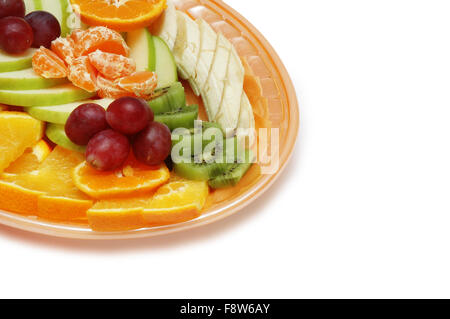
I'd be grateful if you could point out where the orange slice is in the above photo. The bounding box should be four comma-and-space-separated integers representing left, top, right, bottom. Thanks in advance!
70, 0, 167, 32
0, 112, 44, 172
75, 26, 129, 57
87, 197, 149, 232
32, 47, 69, 79
73, 155, 170, 199
68, 56, 98, 92
88, 50, 136, 80
97, 75, 132, 99
0, 140, 50, 216
8, 146, 93, 220
142, 179, 209, 226
51, 37, 76, 65
118, 71, 158, 98
3, 140, 51, 176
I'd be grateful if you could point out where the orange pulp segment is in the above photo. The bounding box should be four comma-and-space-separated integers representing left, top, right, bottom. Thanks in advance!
51, 37, 76, 65
88, 50, 136, 80
73, 155, 170, 199
118, 71, 158, 98
32, 47, 69, 79
68, 56, 98, 92
96, 75, 133, 99
70, 0, 167, 32
75, 26, 130, 57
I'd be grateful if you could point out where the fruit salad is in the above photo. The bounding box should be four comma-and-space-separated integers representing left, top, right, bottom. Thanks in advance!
0, 0, 268, 232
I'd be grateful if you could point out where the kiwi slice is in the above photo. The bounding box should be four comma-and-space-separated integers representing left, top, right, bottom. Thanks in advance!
172, 121, 223, 155
208, 150, 254, 189
174, 156, 231, 181
155, 104, 199, 130
148, 82, 186, 115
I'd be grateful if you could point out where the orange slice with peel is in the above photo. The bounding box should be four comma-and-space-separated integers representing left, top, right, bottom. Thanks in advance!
73, 155, 170, 199
0, 112, 44, 172
87, 197, 149, 232
70, 0, 167, 32
142, 179, 209, 226
32, 47, 68, 79
0, 140, 50, 216
6, 146, 93, 220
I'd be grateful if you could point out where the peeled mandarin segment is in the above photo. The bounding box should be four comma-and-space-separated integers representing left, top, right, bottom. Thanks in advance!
87, 197, 150, 232
75, 26, 130, 57
3, 140, 51, 175
88, 50, 136, 80
72, 156, 171, 199
97, 75, 133, 99
0, 112, 44, 172
142, 180, 209, 226
32, 47, 69, 79
51, 37, 76, 65
118, 71, 158, 98
68, 56, 98, 92
70, 0, 167, 32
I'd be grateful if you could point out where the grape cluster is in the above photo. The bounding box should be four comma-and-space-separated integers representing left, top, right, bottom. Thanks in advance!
65, 97, 172, 171
0, 0, 61, 54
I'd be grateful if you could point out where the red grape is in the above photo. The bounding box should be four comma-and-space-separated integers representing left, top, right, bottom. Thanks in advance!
106, 97, 153, 135
0, 0, 25, 19
133, 121, 171, 166
0, 16, 33, 54
65, 103, 109, 145
86, 129, 130, 171
25, 11, 61, 48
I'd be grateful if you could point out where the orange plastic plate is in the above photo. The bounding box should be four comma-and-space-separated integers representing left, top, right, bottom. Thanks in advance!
0, 0, 299, 239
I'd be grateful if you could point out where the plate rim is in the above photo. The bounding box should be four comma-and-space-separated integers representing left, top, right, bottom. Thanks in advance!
0, 0, 300, 240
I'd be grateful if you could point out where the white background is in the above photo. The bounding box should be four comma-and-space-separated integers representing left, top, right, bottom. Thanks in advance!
1, 0, 450, 298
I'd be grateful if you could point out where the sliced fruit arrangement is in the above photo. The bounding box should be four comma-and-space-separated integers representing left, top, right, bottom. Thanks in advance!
0, 0, 263, 233
154, 1, 255, 134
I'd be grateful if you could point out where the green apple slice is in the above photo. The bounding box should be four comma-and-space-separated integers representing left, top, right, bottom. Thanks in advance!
202, 33, 231, 122
237, 92, 255, 131
28, 98, 113, 124
0, 49, 36, 73
193, 19, 217, 95
128, 28, 156, 71
0, 84, 95, 107
215, 45, 245, 130
0, 68, 68, 90
173, 12, 201, 87
46, 123, 86, 153
39, 0, 73, 36
151, 0, 178, 50
153, 36, 178, 90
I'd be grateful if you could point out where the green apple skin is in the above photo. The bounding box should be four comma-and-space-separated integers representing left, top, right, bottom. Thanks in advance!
46, 123, 86, 153
154, 36, 178, 90
0, 69, 68, 90
28, 98, 113, 124
128, 28, 156, 71
0, 49, 36, 73
0, 84, 95, 107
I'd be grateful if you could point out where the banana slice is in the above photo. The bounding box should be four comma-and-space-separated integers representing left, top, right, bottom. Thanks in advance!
152, 0, 178, 50
202, 33, 232, 123
236, 92, 256, 146
192, 19, 218, 96
173, 11, 201, 94
215, 44, 245, 131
